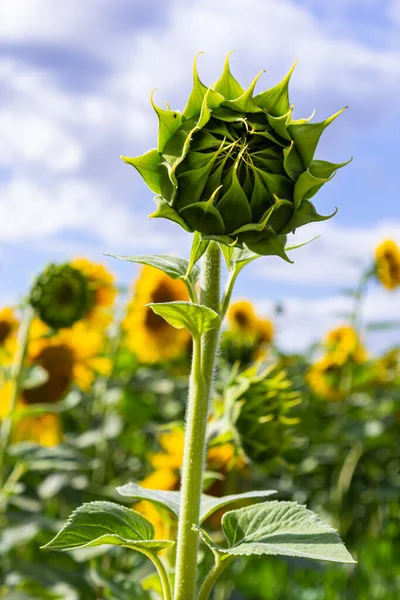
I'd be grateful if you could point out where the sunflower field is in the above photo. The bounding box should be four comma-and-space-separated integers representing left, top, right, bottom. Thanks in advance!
1, 234, 399, 599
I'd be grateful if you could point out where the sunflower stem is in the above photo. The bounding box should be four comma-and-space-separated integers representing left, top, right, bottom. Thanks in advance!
174, 242, 221, 600
0, 306, 34, 488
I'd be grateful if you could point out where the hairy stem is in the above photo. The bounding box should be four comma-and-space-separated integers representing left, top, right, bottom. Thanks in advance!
174, 242, 221, 600
198, 556, 235, 600
0, 306, 33, 488
140, 548, 172, 600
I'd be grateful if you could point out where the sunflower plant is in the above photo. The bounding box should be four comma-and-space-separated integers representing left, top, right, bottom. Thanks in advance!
1, 54, 356, 600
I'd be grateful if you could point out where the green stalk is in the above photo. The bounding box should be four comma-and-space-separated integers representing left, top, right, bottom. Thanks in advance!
197, 556, 235, 600
174, 242, 221, 600
0, 306, 33, 487
139, 548, 173, 600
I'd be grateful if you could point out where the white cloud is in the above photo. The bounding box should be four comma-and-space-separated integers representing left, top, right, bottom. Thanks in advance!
249, 220, 400, 286
256, 287, 400, 353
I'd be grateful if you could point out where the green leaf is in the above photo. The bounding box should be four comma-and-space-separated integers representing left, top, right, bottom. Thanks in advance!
180, 187, 226, 235
280, 199, 337, 234
200, 490, 277, 523
186, 232, 209, 279
287, 107, 347, 168
42, 501, 173, 553
285, 234, 322, 251
213, 51, 245, 99
310, 157, 352, 179
149, 198, 193, 231
266, 109, 292, 141
283, 142, 305, 181
121, 149, 162, 194
246, 234, 293, 263
106, 253, 199, 284
293, 170, 332, 210
117, 484, 276, 524
217, 168, 253, 233
196, 500, 356, 564
222, 70, 265, 113
150, 91, 182, 152
183, 52, 224, 119
254, 61, 297, 117
147, 301, 221, 338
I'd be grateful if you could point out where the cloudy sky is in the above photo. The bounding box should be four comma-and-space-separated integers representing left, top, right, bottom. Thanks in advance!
1, 0, 399, 352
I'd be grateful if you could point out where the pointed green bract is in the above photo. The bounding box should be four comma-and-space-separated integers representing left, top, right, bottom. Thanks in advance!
183, 53, 224, 119
213, 51, 244, 99
151, 90, 182, 152
121, 149, 162, 194
123, 53, 349, 261
287, 107, 347, 168
254, 61, 297, 117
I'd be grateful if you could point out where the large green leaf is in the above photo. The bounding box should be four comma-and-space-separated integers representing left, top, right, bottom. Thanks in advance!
108, 253, 199, 285
150, 91, 182, 151
200, 490, 277, 523
117, 484, 276, 524
117, 483, 181, 519
196, 501, 356, 564
148, 301, 221, 338
42, 501, 173, 553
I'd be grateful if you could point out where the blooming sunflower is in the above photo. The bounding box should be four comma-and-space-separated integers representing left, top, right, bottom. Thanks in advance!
0, 382, 62, 448
72, 258, 117, 327
324, 325, 367, 366
375, 240, 400, 291
224, 300, 274, 365
123, 266, 190, 363
26, 320, 111, 402
307, 355, 344, 401
0, 307, 19, 356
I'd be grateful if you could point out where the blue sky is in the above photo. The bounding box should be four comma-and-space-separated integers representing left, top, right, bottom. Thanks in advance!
1, 0, 399, 351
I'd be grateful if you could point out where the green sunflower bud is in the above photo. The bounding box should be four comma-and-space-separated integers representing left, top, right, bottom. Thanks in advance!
122, 52, 350, 259
225, 363, 302, 464
30, 263, 91, 329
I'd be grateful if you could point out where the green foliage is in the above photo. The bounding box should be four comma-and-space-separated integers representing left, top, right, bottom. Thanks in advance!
147, 301, 221, 338
196, 501, 355, 563
42, 501, 173, 553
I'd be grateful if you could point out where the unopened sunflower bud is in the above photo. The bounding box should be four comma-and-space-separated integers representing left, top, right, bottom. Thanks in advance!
122, 52, 350, 260
30, 263, 91, 329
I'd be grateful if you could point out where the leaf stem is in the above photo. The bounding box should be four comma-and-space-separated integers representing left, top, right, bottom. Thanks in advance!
197, 555, 235, 600
174, 242, 221, 600
140, 548, 173, 600
0, 306, 33, 488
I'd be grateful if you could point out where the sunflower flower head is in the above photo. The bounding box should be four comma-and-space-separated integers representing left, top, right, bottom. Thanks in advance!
123, 265, 190, 363
324, 325, 367, 365
216, 363, 301, 465
375, 240, 400, 291
307, 355, 344, 401
30, 263, 91, 329
223, 300, 274, 365
26, 320, 111, 403
0, 307, 19, 354
123, 53, 349, 259
72, 258, 116, 327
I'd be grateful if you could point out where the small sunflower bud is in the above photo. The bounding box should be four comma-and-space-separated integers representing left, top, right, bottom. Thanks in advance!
123, 52, 350, 260
229, 364, 301, 464
30, 263, 91, 329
